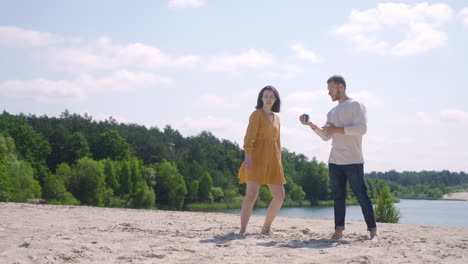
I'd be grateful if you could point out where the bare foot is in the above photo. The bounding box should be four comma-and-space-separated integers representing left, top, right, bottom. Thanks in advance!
331, 230, 343, 240
239, 228, 246, 237
370, 231, 379, 241
261, 228, 273, 235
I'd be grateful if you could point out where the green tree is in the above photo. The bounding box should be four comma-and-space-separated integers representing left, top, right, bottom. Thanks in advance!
55, 163, 73, 189
129, 157, 143, 194
0, 113, 51, 184
118, 160, 132, 196
67, 132, 91, 164
8, 158, 42, 202
129, 181, 156, 209
95, 129, 130, 161
375, 185, 400, 223
143, 167, 157, 189
70, 158, 106, 206
155, 160, 187, 209
198, 172, 213, 202
187, 180, 199, 202
102, 159, 119, 191
42, 172, 79, 205
1, 135, 41, 202
0, 135, 13, 201
289, 183, 306, 201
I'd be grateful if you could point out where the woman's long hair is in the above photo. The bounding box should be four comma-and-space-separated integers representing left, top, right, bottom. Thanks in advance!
255, 85, 281, 113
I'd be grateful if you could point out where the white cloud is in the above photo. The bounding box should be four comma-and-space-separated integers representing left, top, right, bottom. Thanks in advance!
459, 8, 468, 28
284, 91, 328, 106
0, 26, 63, 47
206, 49, 274, 72
199, 94, 241, 109
263, 64, 304, 80
416, 111, 435, 124
1, 27, 283, 77
0, 78, 86, 102
281, 125, 331, 161
440, 109, 468, 123
168, 0, 205, 9
286, 106, 314, 116
175, 115, 245, 144
46, 36, 201, 73
390, 23, 447, 56
334, 2, 453, 56
290, 43, 321, 62
349, 91, 383, 106
0, 70, 172, 102
80, 70, 173, 92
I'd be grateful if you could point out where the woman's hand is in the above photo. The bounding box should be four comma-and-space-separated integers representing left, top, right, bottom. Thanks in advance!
244, 155, 252, 170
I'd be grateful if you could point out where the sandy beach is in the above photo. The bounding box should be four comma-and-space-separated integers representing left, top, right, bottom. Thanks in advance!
1, 202, 467, 264
443, 192, 468, 201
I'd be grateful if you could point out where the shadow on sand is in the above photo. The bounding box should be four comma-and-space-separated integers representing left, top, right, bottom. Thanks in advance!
200, 232, 371, 249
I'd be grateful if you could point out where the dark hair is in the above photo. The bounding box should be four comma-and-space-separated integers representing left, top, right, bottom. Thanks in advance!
255, 85, 281, 113
327, 75, 346, 89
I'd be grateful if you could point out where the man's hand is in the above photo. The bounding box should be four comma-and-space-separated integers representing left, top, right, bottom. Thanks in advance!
299, 115, 318, 130
322, 124, 345, 135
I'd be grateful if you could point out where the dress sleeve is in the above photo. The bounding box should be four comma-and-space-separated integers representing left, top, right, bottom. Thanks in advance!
243, 111, 260, 154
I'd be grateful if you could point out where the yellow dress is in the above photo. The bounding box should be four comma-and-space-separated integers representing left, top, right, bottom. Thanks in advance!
238, 109, 286, 185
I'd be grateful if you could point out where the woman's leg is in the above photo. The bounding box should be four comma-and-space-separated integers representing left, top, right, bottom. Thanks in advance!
239, 181, 260, 235
262, 184, 285, 233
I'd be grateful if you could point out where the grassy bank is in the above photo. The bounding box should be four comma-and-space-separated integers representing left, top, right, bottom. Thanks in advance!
185, 199, 394, 211
186, 200, 312, 211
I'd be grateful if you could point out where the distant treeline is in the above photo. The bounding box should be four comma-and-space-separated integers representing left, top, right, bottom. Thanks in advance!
1, 110, 467, 209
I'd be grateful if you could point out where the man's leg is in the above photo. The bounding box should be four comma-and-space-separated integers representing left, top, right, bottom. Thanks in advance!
329, 164, 347, 239
347, 164, 377, 239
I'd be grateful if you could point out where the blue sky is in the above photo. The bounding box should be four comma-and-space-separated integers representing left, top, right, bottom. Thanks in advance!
1, 0, 468, 172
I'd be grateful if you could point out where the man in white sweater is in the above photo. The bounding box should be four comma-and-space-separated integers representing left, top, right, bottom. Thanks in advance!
299, 75, 377, 240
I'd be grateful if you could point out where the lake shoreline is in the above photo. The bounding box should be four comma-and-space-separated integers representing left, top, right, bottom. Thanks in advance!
442, 192, 468, 201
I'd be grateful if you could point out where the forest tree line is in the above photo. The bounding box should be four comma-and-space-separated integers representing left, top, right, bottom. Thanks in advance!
1, 110, 467, 210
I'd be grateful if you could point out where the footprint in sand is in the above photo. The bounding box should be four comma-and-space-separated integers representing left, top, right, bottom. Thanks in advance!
216, 244, 230, 248
19, 242, 30, 248
142, 252, 166, 259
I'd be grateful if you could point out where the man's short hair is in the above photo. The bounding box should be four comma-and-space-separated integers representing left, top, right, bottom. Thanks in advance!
327, 75, 346, 89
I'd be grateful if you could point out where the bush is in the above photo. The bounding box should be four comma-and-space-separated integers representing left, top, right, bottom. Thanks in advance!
212, 187, 224, 202
258, 186, 272, 202
289, 184, 305, 201
375, 185, 400, 223
130, 181, 156, 209
42, 173, 79, 205
223, 189, 237, 202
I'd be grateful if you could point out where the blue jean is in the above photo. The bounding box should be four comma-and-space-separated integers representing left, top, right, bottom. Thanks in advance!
329, 163, 377, 231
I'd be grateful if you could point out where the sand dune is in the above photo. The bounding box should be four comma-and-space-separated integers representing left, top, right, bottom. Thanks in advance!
1, 202, 467, 263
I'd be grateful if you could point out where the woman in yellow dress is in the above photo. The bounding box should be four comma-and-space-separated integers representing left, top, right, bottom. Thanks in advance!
238, 85, 286, 236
